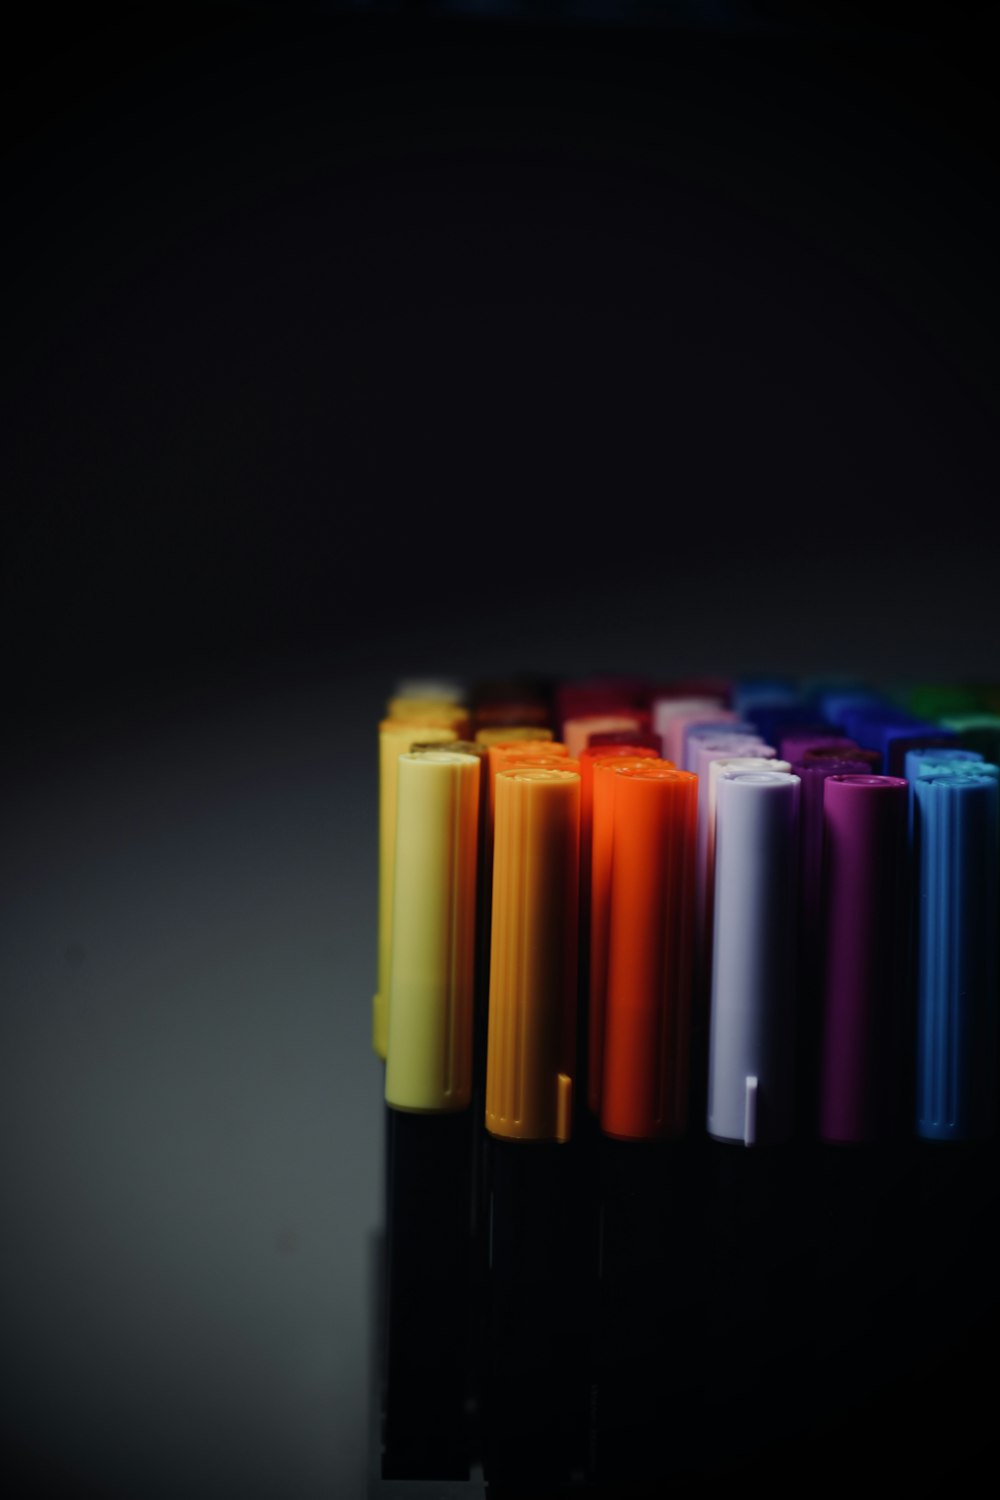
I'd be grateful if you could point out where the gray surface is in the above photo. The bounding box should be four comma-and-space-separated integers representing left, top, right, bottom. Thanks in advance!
1, 680, 385, 1498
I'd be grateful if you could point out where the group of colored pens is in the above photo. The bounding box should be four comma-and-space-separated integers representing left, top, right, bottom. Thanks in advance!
375, 674, 1000, 1151
371, 673, 1000, 1491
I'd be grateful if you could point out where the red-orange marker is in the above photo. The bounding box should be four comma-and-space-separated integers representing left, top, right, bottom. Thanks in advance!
588, 755, 672, 1113
601, 762, 697, 1140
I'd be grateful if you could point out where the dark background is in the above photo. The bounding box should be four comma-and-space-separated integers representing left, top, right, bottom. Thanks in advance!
2, 3, 999, 1497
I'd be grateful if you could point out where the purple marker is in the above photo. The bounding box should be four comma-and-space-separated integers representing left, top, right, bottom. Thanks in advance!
791, 757, 874, 1132
819, 774, 908, 1143
779, 733, 860, 767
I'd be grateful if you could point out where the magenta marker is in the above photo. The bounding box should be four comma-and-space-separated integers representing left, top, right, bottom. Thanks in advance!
819, 775, 908, 1142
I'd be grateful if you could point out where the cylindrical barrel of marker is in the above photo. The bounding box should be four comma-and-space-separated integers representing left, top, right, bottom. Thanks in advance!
588, 756, 664, 1113
702, 756, 790, 991
707, 771, 800, 1146
914, 772, 999, 1141
600, 764, 697, 1139
385, 750, 481, 1110
779, 733, 858, 766
802, 743, 880, 773
486, 767, 580, 1142
564, 713, 646, 760
818, 774, 908, 1142
374, 718, 458, 1058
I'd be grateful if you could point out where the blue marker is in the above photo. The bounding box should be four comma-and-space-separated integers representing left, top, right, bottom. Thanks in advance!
913, 772, 999, 1141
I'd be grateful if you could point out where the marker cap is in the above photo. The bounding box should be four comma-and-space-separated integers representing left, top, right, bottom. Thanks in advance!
587, 729, 663, 754
486, 767, 580, 1142
731, 679, 799, 716
819, 774, 908, 1143
939, 714, 1000, 766
473, 702, 552, 730
651, 697, 724, 756
385, 751, 481, 1112
707, 771, 800, 1145
392, 678, 465, 705
587, 756, 669, 1113
903, 746, 983, 782
802, 743, 881, 772
702, 756, 791, 967
475, 724, 555, 746
601, 763, 697, 1140
914, 772, 999, 1141
665, 708, 743, 768
386, 698, 471, 736
374, 719, 458, 1059
778, 733, 858, 766
563, 713, 647, 760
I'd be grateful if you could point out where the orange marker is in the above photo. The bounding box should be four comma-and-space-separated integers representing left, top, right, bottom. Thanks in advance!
485, 741, 570, 841
486, 767, 580, 1142
577, 743, 663, 1062
588, 755, 669, 1113
600, 762, 697, 1140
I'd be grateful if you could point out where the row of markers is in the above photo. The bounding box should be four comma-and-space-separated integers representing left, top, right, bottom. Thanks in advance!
374, 674, 1000, 1148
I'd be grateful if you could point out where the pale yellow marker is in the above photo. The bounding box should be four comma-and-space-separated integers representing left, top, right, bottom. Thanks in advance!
386, 697, 471, 737
374, 718, 457, 1058
385, 750, 481, 1110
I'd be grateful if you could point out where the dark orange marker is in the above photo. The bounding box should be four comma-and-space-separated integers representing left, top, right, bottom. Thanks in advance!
588, 755, 672, 1114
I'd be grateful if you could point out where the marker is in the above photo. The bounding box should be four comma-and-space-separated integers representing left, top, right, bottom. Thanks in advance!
778, 732, 859, 766
651, 696, 725, 758
678, 715, 754, 771
786, 757, 874, 1132
577, 744, 661, 1123
563, 712, 647, 760
392, 677, 466, 705
938, 713, 1000, 766
600, 762, 697, 1141
589, 767, 700, 1483
386, 697, 471, 736
587, 727, 662, 753
913, 771, 999, 1141
374, 719, 458, 1059
840, 707, 956, 775
818, 775, 909, 1143
802, 743, 881, 773
701, 755, 790, 998
475, 723, 555, 746
731, 678, 800, 716
483, 766, 586, 1484
382, 749, 481, 1479
588, 756, 674, 1115
818, 688, 884, 729
903, 747, 985, 837
473, 701, 552, 731
707, 770, 800, 1146
744, 701, 823, 751
663, 707, 737, 768
905, 684, 982, 721
703, 769, 814, 1474
811, 776, 912, 1464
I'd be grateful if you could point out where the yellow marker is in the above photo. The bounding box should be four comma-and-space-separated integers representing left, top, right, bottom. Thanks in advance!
386, 697, 471, 736
374, 718, 457, 1058
486, 766, 580, 1142
474, 725, 555, 746
385, 750, 481, 1111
